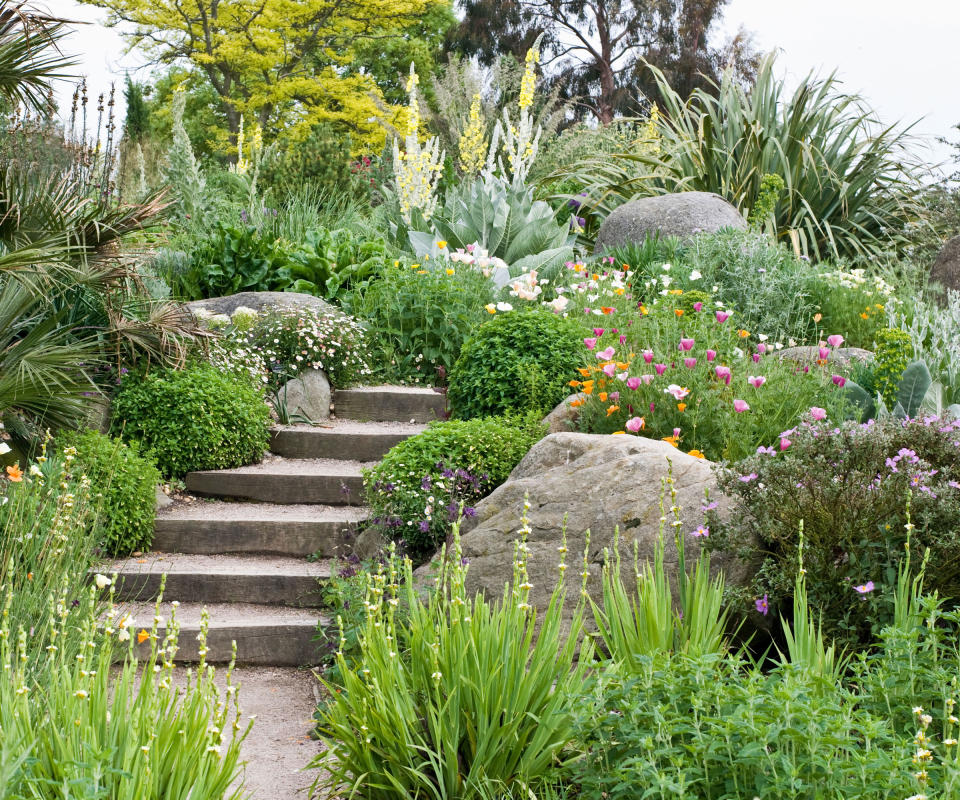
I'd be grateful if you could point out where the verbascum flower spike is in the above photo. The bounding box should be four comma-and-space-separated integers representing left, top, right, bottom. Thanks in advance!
459, 94, 488, 176
392, 62, 444, 225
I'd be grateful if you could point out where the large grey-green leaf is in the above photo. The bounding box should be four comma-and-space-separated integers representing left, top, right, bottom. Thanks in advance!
896, 360, 931, 419
509, 246, 574, 279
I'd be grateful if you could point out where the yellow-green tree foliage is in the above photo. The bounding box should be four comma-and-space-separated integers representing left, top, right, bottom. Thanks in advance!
79, 0, 449, 151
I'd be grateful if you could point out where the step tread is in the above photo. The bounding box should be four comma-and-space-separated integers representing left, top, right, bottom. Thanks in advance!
336, 385, 445, 396
157, 499, 370, 523
187, 457, 372, 477
116, 601, 327, 628
106, 553, 333, 578
272, 419, 428, 436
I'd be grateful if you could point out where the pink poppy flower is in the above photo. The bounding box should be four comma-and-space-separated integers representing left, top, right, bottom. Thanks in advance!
733, 398, 750, 413
780, 437, 792, 451
757, 343, 767, 354
832, 375, 846, 387
596, 346, 616, 360
810, 407, 827, 421
715, 365, 732, 385
684, 357, 697, 369
693, 302, 703, 312
593, 328, 605, 337
602, 363, 617, 377
827, 334, 844, 348
654, 363, 668, 376
716, 311, 731, 323
706, 349, 717, 362
619, 334, 627, 345
641, 374, 654, 385
664, 384, 690, 401
642, 349, 654, 363
626, 377, 641, 390
818, 346, 830, 360
679, 338, 695, 351
584, 337, 597, 350
625, 416, 645, 432
748, 376, 766, 388
752, 353, 761, 363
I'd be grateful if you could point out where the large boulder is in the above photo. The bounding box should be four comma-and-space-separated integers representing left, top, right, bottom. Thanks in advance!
595, 191, 747, 253
440, 432, 752, 629
929, 236, 960, 301
276, 368, 331, 422
185, 291, 337, 319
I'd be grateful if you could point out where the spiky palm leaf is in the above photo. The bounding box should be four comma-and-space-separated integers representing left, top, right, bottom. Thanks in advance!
0, 2, 74, 112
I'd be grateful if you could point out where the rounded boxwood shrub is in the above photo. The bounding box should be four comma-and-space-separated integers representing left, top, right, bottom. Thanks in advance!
111, 364, 271, 479
364, 413, 547, 557
448, 310, 584, 419
60, 429, 160, 556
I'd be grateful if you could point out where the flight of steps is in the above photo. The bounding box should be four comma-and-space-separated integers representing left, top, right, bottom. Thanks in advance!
107, 386, 445, 667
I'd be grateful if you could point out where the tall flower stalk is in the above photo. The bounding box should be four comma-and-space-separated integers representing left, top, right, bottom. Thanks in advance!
392, 64, 444, 225
491, 39, 543, 187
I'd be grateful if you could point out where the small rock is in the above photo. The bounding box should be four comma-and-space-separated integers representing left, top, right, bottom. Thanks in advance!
276, 370, 331, 423
929, 235, 960, 302
543, 394, 584, 434
155, 485, 173, 509
595, 191, 747, 253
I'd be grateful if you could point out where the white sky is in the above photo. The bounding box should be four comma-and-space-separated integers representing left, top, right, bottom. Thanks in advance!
43, 0, 960, 175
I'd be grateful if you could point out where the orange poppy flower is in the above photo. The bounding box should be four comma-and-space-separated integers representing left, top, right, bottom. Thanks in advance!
687, 449, 706, 459
601, 307, 616, 315
677, 402, 687, 412
738, 329, 750, 338
614, 288, 625, 296
860, 313, 869, 319
569, 398, 585, 408
674, 309, 684, 317
581, 380, 594, 395
616, 361, 630, 370
606, 405, 620, 416
6, 464, 22, 482
668, 289, 684, 296
137, 629, 150, 644
813, 313, 823, 323
661, 435, 679, 448
599, 392, 608, 402
568, 380, 581, 387
577, 367, 593, 377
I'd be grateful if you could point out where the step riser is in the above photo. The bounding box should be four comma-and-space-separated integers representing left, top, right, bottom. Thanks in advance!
137, 626, 324, 666
114, 573, 324, 607
334, 390, 446, 423
154, 520, 362, 557
185, 473, 364, 505
270, 429, 412, 461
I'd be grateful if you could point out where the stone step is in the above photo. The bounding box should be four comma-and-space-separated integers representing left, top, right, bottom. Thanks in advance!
107, 553, 332, 607
270, 419, 425, 461
154, 501, 369, 557
333, 386, 446, 424
121, 602, 330, 666
185, 458, 369, 505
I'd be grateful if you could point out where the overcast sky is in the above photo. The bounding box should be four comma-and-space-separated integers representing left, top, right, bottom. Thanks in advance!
45, 0, 960, 175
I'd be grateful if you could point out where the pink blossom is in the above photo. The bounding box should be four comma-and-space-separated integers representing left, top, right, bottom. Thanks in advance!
642, 350, 654, 363
690, 524, 709, 538
602, 363, 617, 377
733, 398, 750, 413
706, 349, 717, 362
780, 438, 792, 451
679, 338, 695, 351
716, 311, 731, 323
593, 328, 605, 337
665, 384, 690, 400
715, 365, 732, 384
619, 334, 627, 345
757, 343, 767, 354
654, 363, 668, 376
832, 375, 847, 387
752, 353, 761, 363
748, 376, 766, 388
641, 374, 654, 385
809, 406, 827, 421
584, 337, 597, 350
684, 357, 697, 369
854, 581, 875, 594
596, 346, 616, 360
818, 347, 830, 360
626, 377, 641, 390
827, 334, 844, 348
693, 302, 703, 312
625, 416, 644, 432
608, 392, 620, 402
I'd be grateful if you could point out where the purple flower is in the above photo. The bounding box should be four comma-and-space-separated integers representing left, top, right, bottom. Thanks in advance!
701, 501, 719, 512
421, 475, 432, 491
690, 524, 709, 538
739, 472, 758, 483
854, 581, 875, 594
755, 594, 769, 616
418, 520, 430, 533
756, 445, 776, 456
463, 506, 477, 518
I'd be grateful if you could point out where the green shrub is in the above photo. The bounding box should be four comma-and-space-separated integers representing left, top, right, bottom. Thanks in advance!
873, 327, 914, 408
313, 526, 591, 800
111, 364, 270, 479
449, 310, 585, 419
60, 429, 160, 556
355, 261, 493, 385
365, 414, 547, 556
705, 416, 960, 650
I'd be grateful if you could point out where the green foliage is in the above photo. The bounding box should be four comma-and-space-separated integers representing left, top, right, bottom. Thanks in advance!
313, 526, 591, 800
365, 414, 547, 556
567, 55, 924, 261
896, 360, 932, 419
873, 327, 914, 408
355, 261, 493, 385
111, 364, 270, 479
260, 124, 368, 205
285, 227, 387, 304
449, 310, 585, 418
899, 292, 960, 406
59, 429, 160, 556
748, 172, 785, 229
123, 76, 149, 142
706, 416, 960, 650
